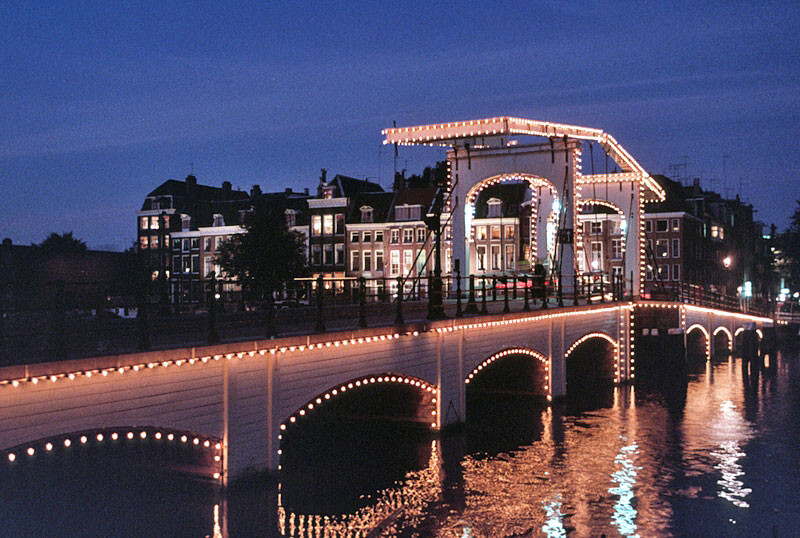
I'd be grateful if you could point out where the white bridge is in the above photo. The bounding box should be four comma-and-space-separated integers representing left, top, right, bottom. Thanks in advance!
0, 301, 771, 482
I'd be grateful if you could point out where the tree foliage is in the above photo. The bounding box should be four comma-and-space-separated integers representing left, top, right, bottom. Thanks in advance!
777, 199, 800, 292
215, 204, 307, 301
38, 232, 87, 252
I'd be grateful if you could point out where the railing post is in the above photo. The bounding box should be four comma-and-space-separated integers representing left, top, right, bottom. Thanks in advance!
465, 274, 479, 314
314, 274, 326, 333
573, 273, 579, 306
492, 277, 497, 302
523, 275, 531, 312
557, 270, 564, 308
513, 275, 518, 300
207, 273, 220, 344
503, 275, 510, 313
455, 262, 463, 318
358, 276, 367, 329
600, 272, 605, 303
394, 277, 404, 325
481, 276, 488, 315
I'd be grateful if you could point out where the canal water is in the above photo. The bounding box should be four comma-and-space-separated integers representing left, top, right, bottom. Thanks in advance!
1, 347, 799, 537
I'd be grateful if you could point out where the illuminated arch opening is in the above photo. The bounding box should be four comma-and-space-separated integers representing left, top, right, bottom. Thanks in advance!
686, 324, 710, 361
564, 333, 619, 392
464, 173, 558, 267
712, 327, 733, 358
465, 347, 551, 401
279, 374, 438, 516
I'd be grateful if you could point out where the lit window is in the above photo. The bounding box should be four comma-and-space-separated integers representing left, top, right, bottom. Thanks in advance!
150, 216, 160, 230
611, 239, 623, 260
476, 246, 487, 271
150, 236, 159, 250
491, 226, 501, 240
285, 210, 297, 228
504, 244, 514, 269
363, 250, 372, 272
312, 215, 322, 236
491, 245, 501, 270
590, 241, 603, 270
656, 239, 669, 258
140, 217, 149, 230
322, 214, 333, 235
140, 236, 149, 249
390, 251, 400, 276
504, 225, 515, 239
476, 226, 487, 241
403, 250, 413, 273
671, 218, 680, 231
416, 227, 426, 243
403, 228, 414, 244
390, 229, 399, 244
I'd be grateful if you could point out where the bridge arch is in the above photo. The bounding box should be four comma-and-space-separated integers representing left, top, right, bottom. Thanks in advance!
464, 347, 551, 401
686, 324, 710, 360
280, 373, 439, 433
464, 173, 558, 266
712, 326, 733, 357
2, 426, 222, 479
564, 332, 619, 390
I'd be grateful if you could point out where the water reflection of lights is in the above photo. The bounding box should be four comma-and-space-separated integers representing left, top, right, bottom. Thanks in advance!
608, 437, 641, 538
278, 440, 441, 536
541, 494, 567, 537
710, 400, 751, 508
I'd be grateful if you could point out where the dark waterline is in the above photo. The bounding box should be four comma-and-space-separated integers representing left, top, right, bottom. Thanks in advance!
2, 348, 799, 537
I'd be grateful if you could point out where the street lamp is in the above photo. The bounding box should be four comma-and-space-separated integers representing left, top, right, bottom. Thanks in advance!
722, 255, 732, 268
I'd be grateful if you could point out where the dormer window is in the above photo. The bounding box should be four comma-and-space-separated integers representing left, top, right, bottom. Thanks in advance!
285, 209, 297, 228
487, 198, 503, 218
322, 187, 334, 199
181, 214, 191, 231
395, 204, 421, 221
360, 206, 373, 223
213, 214, 225, 227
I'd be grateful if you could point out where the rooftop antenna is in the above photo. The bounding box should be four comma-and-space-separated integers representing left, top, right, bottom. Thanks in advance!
189, 163, 194, 175
392, 120, 398, 181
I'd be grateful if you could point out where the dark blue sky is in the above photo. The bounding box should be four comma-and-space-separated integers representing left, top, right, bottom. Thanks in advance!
2, 1, 798, 249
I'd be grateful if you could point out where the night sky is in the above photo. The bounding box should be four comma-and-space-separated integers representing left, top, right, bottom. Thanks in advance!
2, 1, 798, 250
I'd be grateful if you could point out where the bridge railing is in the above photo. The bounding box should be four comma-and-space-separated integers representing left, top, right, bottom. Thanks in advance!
642, 281, 770, 317
0, 269, 631, 366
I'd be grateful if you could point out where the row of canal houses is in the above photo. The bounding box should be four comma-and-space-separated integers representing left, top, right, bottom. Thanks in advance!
136, 167, 770, 308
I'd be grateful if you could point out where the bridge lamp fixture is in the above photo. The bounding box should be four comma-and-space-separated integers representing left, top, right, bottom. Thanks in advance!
722, 256, 732, 268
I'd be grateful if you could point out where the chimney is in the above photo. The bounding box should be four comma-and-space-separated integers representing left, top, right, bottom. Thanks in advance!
320, 168, 327, 184
285, 187, 293, 194
250, 184, 262, 199
185, 174, 197, 198
222, 181, 232, 196
304, 187, 309, 196
692, 177, 700, 187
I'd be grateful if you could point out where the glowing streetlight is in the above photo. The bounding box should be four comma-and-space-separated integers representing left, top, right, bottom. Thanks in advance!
722, 256, 732, 268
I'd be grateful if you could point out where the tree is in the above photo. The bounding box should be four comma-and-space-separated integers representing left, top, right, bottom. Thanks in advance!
777, 200, 800, 293
38, 232, 87, 252
216, 203, 307, 336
